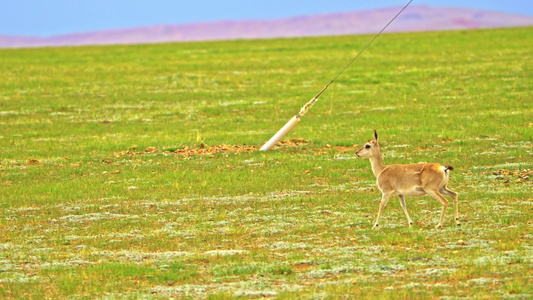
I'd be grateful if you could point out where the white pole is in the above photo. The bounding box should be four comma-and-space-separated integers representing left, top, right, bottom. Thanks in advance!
260, 116, 300, 151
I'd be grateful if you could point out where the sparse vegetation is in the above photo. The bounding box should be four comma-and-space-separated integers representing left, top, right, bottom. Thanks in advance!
0, 27, 532, 299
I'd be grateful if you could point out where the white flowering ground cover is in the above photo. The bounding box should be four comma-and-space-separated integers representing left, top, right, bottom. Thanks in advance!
1, 27, 532, 298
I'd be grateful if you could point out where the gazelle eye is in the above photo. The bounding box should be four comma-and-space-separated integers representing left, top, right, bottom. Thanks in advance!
365, 144, 371, 149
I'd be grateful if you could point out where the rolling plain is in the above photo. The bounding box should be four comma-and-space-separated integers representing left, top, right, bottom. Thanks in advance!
0, 27, 532, 298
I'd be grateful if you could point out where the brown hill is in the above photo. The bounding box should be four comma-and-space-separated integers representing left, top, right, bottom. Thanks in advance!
1, 5, 532, 48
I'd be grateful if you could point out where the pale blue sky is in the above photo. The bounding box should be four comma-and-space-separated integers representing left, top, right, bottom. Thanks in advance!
2, 0, 532, 37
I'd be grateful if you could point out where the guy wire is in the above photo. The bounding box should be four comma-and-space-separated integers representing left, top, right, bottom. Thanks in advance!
302, 0, 414, 115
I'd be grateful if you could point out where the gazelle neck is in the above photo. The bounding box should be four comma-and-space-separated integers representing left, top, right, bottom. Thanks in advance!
369, 150, 386, 177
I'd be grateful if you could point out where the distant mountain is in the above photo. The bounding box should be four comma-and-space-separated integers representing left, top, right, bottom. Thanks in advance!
1, 5, 532, 48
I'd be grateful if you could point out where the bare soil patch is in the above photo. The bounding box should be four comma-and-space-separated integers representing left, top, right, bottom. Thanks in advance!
110, 139, 358, 161
482, 169, 532, 185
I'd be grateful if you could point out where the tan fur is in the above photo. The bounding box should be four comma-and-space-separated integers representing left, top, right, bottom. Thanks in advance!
356, 130, 460, 229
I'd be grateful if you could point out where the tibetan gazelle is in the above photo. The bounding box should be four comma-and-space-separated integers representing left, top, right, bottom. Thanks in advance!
356, 130, 459, 229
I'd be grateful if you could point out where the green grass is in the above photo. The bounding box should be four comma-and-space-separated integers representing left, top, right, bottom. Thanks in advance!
1, 27, 532, 299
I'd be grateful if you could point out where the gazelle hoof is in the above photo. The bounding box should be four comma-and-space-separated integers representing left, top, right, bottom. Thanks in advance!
372, 224, 379, 229
456, 223, 461, 227
435, 224, 442, 229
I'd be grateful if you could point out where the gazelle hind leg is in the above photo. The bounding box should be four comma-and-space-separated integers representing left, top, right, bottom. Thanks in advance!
398, 195, 413, 227
427, 191, 449, 229
373, 192, 392, 229
440, 188, 460, 226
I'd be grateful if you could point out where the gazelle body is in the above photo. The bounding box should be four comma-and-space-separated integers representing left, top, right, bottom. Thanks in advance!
356, 130, 459, 229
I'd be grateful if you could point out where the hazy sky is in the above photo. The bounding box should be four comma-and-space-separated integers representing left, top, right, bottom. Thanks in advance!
2, 0, 532, 37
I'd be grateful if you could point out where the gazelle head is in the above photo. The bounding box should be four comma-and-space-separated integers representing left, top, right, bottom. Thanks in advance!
356, 130, 380, 158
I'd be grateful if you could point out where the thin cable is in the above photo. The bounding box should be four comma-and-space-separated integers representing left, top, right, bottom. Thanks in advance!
263, 1, 413, 151
313, 0, 413, 100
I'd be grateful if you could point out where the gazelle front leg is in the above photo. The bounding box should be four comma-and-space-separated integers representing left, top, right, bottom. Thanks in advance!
398, 195, 413, 228
373, 192, 392, 229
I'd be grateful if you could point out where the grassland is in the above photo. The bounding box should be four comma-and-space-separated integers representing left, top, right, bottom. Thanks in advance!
0, 27, 532, 299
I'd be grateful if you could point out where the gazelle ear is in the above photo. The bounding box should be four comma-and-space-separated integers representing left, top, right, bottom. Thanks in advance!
373, 130, 378, 142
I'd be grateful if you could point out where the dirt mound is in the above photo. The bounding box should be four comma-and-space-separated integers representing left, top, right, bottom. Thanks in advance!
173, 139, 308, 157
112, 139, 310, 159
